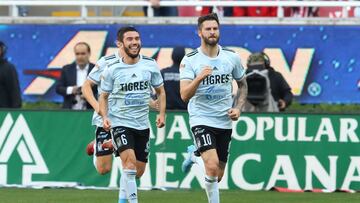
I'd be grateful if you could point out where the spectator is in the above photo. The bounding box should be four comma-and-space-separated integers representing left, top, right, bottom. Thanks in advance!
56, 42, 96, 110
245, 52, 293, 112
160, 46, 187, 110
291, 6, 319, 17
18, 6, 28, 17
0, 41, 22, 108
144, 0, 178, 16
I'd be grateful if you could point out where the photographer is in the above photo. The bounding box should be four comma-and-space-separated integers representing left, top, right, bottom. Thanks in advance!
56, 42, 96, 110
245, 52, 293, 112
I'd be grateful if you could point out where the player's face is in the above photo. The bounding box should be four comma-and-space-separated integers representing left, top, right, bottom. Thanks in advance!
74, 44, 90, 67
198, 20, 220, 47
121, 31, 141, 59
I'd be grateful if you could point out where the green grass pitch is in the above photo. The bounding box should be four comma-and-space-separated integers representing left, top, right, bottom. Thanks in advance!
0, 188, 359, 203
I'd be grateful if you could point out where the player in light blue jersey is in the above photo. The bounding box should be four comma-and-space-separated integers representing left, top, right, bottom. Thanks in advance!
83, 52, 120, 173
180, 13, 248, 203
99, 26, 166, 203
83, 50, 131, 203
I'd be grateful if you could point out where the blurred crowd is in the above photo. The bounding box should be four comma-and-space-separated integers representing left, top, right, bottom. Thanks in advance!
13, 0, 360, 18
143, 0, 358, 18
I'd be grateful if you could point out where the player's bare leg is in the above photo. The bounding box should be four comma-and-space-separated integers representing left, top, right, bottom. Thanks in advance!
88, 140, 126, 202
201, 149, 220, 203
218, 162, 226, 182
136, 161, 146, 178
96, 155, 112, 175
87, 140, 113, 175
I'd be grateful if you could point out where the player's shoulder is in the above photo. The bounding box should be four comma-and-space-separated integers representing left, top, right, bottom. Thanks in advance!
100, 58, 121, 76
97, 54, 118, 67
221, 47, 240, 62
185, 49, 199, 58
104, 54, 117, 61
141, 55, 155, 62
221, 47, 236, 53
141, 55, 159, 68
221, 47, 238, 59
182, 49, 199, 64
106, 59, 121, 70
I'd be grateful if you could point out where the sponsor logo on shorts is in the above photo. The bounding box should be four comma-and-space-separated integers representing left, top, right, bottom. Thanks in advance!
193, 127, 205, 135
145, 141, 150, 153
116, 137, 122, 148
196, 138, 201, 148
97, 132, 108, 139
97, 141, 103, 151
118, 129, 125, 134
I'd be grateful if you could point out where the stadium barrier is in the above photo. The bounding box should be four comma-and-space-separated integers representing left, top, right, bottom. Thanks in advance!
0, 110, 359, 191
1, 0, 360, 18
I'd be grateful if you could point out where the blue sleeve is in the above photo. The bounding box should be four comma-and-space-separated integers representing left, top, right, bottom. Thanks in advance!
232, 54, 245, 81
179, 56, 195, 81
151, 63, 164, 88
100, 68, 113, 93
88, 57, 106, 84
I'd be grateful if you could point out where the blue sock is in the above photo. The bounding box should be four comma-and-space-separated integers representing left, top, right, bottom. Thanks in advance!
118, 199, 126, 203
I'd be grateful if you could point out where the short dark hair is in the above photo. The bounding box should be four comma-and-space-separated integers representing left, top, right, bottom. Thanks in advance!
197, 13, 220, 29
0, 41, 7, 59
117, 26, 139, 42
74, 42, 91, 53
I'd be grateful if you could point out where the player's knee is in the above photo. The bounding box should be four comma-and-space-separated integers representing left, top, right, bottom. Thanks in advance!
135, 166, 146, 178
123, 158, 137, 170
121, 154, 137, 170
136, 170, 144, 178
97, 166, 111, 175
205, 160, 219, 176
123, 162, 136, 170
218, 173, 224, 182
217, 163, 226, 182
96, 160, 112, 175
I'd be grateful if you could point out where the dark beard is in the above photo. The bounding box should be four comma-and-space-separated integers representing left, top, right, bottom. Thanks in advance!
124, 45, 140, 59
204, 36, 219, 47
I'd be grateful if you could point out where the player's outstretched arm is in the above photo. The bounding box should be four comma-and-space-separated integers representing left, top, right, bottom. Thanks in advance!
154, 85, 166, 128
180, 67, 212, 102
99, 92, 111, 131
82, 79, 99, 113
228, 78, 248, 121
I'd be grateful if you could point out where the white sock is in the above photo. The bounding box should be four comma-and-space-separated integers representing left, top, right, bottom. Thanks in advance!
123, 169, 138, 203
205, 175, 219, 203
118, 174, 127, 203
92, 143, 97, 170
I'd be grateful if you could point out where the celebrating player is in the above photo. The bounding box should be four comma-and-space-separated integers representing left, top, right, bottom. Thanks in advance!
99, 26, 166, 203
180, 13, 248, 203
83, 48, 128, 202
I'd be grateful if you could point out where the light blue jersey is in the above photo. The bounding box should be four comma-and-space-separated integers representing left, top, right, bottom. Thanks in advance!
180, 46, 245, 129
87, 52, 120, 127
100, 55, 163, 130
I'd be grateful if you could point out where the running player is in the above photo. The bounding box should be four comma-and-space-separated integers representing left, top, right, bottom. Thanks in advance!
180, 13, 248, 203
99, 26, 166, 203
82, 49, 129, 202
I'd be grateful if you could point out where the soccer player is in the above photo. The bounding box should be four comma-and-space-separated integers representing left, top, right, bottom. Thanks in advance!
83, 49, 128, 202
99, 26, 166, 203
180, 13, 248, 203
